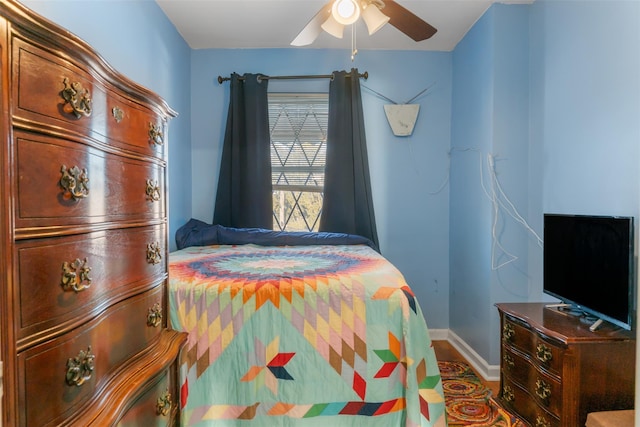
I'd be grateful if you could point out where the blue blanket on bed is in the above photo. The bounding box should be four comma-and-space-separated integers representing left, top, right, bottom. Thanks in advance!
175, 219, 378, 251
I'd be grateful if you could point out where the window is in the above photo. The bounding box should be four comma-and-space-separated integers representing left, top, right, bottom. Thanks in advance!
268, 93, 328, 232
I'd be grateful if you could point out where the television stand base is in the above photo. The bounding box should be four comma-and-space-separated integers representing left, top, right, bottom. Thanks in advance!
545, 303, 571, 309
546, 303, 584, 316
589, 318, 604, 332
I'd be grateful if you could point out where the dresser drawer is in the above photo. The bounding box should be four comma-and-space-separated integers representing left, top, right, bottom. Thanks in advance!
15, 225, 166, 347
106, 93, 168, 160
13, 39, 166, 159
503, 314, 564, 376
15, 132, 165, 231
527, 369, 562, 418
531, 335, 563, 376
501, 346, 531, 389
502, 347, 562, 418
500, 376, 561, 427
116, 368, 177, 427
16, 285, 166, 427
501, 315, 535, 355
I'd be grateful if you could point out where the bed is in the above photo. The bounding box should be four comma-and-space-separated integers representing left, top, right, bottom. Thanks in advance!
168, 220, 446, 426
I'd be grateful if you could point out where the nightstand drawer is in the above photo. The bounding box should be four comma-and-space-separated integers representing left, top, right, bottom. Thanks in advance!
531, 336, 563, 376
502, 314, 564, 376
501, 345, 562, 417
500, 376, 561, 427
501, 346, 531, 389
501, 315, 535, 354
527, 370, 562, 418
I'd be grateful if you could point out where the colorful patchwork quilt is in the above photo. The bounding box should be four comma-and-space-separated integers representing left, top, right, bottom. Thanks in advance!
169, 244, 446, 426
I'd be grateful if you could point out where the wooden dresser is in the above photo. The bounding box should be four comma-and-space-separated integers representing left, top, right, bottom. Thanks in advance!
496, 303, 635, 427
0, 1, 188, 425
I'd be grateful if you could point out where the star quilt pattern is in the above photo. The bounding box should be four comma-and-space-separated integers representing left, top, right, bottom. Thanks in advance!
169, 244, 446, 426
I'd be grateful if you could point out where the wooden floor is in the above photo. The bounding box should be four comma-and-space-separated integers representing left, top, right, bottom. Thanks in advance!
433, 340, 500, 396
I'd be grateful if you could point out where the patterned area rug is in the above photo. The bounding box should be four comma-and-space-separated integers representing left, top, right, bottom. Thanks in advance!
438, 361, 526, 426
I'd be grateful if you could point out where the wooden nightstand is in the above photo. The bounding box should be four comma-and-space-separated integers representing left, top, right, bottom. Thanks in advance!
496, 303, 635, 427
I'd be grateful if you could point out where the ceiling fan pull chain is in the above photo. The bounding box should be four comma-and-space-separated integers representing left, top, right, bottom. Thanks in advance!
351, 24, 358, 61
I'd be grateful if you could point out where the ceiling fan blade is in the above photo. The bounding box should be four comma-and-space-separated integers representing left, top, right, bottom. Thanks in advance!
291, 1, 333, 46
382, 0, 437, 42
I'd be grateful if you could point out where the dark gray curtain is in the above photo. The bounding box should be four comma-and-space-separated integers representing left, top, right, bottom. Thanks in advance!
320, 69, 379, 250
213, 73, 272, 229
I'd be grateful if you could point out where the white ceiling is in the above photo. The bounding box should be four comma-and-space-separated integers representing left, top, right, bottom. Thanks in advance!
156, 0, 533, 52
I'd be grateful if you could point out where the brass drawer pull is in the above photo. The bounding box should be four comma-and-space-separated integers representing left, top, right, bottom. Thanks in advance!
66, 346, 95, 387
61, 258, 92, 292
147, 303, 163, 328
146, 179, 161, 202
149, 122, 165, 146
61, 77, 92, 118
503, 353, 515, 369
112, 106, 124, 123
502, 385, 515, 403
535, 415, 551, 427
535, 378, 552, 402
146, 242, 162, 265
536, 343, 553, 363
156, 389, 172, 416
502, 323, 515, 341
60, 165, 90, 200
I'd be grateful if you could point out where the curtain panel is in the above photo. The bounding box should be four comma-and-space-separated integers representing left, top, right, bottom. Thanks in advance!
213, 73, 273, 229
320, 69, 379, 250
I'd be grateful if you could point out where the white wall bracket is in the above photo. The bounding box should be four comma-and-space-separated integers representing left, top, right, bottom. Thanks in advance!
383, 104, 420, 136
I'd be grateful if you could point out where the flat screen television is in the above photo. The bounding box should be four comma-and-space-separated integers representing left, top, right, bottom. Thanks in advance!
543, 213, 636, 331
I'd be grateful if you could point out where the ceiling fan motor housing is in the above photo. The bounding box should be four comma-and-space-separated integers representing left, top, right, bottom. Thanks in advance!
291, 0, 437, 47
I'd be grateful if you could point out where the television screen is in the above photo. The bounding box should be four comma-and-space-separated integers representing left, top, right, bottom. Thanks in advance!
543, 214, 635, 330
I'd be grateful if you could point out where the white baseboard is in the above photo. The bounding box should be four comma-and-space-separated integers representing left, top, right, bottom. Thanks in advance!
428, 328, 449, 341
431, 329, 500, 382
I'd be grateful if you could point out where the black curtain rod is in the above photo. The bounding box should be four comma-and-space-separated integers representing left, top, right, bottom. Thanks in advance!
217, 71, 368, 84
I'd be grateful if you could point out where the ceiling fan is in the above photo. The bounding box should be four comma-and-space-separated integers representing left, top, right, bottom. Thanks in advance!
291, 0, 437, 47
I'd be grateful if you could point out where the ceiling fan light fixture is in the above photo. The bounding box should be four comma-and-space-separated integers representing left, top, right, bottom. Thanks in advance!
321, 14, 345, 39
331, 0, 360, 25
361, 3, 390, 35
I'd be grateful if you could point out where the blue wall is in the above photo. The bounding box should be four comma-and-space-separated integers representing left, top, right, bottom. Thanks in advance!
21, 0, 640, 367
450, 4, 532, 365
535, 0, 640, 217
450, 0, 640, 366
450, 5, 495, 363
22, 0, 194, 253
